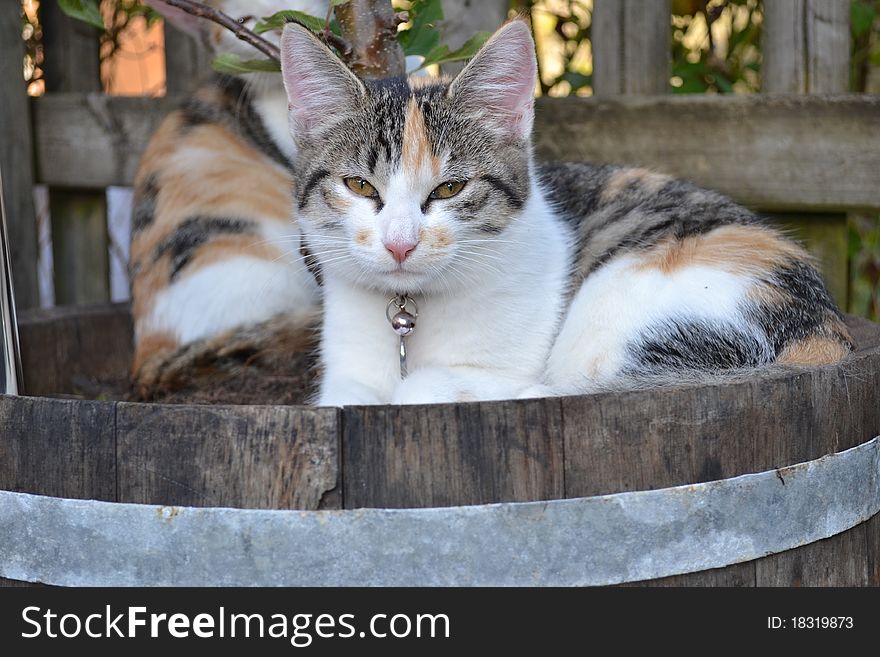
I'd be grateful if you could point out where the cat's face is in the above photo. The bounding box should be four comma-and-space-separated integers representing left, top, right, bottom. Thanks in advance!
280, 21, 538, 295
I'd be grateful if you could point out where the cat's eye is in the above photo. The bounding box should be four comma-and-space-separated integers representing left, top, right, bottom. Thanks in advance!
430, 181, 466, 200
344, 177, 379, 199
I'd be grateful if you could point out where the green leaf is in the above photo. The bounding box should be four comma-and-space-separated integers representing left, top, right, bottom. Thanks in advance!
331, 0, 350, 5
211, 54, 281, 74
400, 26, 441, 57
254, 10, 326, 35
851, 1, 876, 38
399, 0, 445, 57
562, 71, 592, 90
420, 32, 491, 67
57, 0, 104, 30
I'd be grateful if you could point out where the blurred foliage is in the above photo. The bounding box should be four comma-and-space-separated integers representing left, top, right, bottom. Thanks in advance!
394, 0, 491, 68
515, 0, 592, 96
848, 0, 880, 321
669, 0, 761, 94
851, 0, 880, 91
849, 215, 880, 321
22, 1, 43, 96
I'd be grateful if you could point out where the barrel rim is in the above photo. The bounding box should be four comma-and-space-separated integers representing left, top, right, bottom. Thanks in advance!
1, 435, 877, 586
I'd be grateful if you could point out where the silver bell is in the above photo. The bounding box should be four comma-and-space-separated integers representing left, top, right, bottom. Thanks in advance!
391, 311, 416, 336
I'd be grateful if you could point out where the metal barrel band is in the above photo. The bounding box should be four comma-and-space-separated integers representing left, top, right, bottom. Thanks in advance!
1, 436, 878, 586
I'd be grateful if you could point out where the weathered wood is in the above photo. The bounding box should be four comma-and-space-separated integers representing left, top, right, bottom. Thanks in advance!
623, 562, 755, 587
591, 0, 671, 95
534, 94, 880, 212
41, 2, 109, 306
0, 2, 40, 309
755, 521, 870, 586
50, 190, 109, 305
762, 1, 851, 309
163, 23, 211, 94
32, 94, 180, 188
31, 94, 880, 213
0, 576, 44, 588
0, 395, 116, 501
774, 214, 848, 307
117, 403, 341, 510
868, 512, 880, 586
39, 2, 101, 93
343, 397, 565, 508
763, 0, 850, 94
17, 303, 132, 396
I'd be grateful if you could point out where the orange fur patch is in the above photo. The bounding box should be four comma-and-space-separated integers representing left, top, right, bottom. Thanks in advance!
131, 330, 179, 377
776, 336, 850, 366
130, 119, 297, 326
354, 229, 371, 245
183, 236, 284, 273
401, 97, 439, 176
422, 225, 452, 248
634, 225, 809, 277
601, 168, 671, 203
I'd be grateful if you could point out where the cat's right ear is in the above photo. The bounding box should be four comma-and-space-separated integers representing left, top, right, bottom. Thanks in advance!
143, 0, 204, 37
281, 23, 365, 140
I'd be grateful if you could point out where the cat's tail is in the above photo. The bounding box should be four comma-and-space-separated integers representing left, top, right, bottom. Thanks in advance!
131, 307, 320, 402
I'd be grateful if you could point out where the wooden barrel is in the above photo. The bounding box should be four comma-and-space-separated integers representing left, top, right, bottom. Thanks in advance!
1, 303, 878, 586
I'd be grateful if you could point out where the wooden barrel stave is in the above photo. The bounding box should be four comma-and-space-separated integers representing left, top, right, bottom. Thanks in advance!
2, 304, 878, 586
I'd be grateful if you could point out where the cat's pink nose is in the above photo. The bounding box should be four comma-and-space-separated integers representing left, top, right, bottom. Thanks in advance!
384, 240, 418, 264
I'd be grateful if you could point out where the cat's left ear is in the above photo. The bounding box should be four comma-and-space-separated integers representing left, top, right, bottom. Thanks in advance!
447, 19, 538, 142
281, 22, 365, 140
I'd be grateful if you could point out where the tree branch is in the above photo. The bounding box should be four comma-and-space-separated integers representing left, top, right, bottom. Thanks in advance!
160, 0, 281, 62
334, 0, 405, 78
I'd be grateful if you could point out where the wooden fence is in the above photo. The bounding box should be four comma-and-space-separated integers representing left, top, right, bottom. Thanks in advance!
2, 0, 879, 311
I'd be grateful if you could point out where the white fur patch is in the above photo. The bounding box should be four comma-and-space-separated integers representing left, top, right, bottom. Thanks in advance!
144, 254, 318, 345
546, 254, 756, 392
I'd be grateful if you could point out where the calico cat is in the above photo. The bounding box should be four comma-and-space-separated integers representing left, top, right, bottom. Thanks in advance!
129, 0, 327, 396
279, 19, 853, 406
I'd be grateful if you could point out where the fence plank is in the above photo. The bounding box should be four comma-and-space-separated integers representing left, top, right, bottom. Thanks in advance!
533, 94, 880, 212
0, 2, 40, 309
763, 0, 851, 94
163, 23, 211, 94
763, 0, 851, 307
591, 0, 670, 95
50, 191, 109, 305
40, 2, 108, 306
33, 94, 880, 212
33, 94, 179, 189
